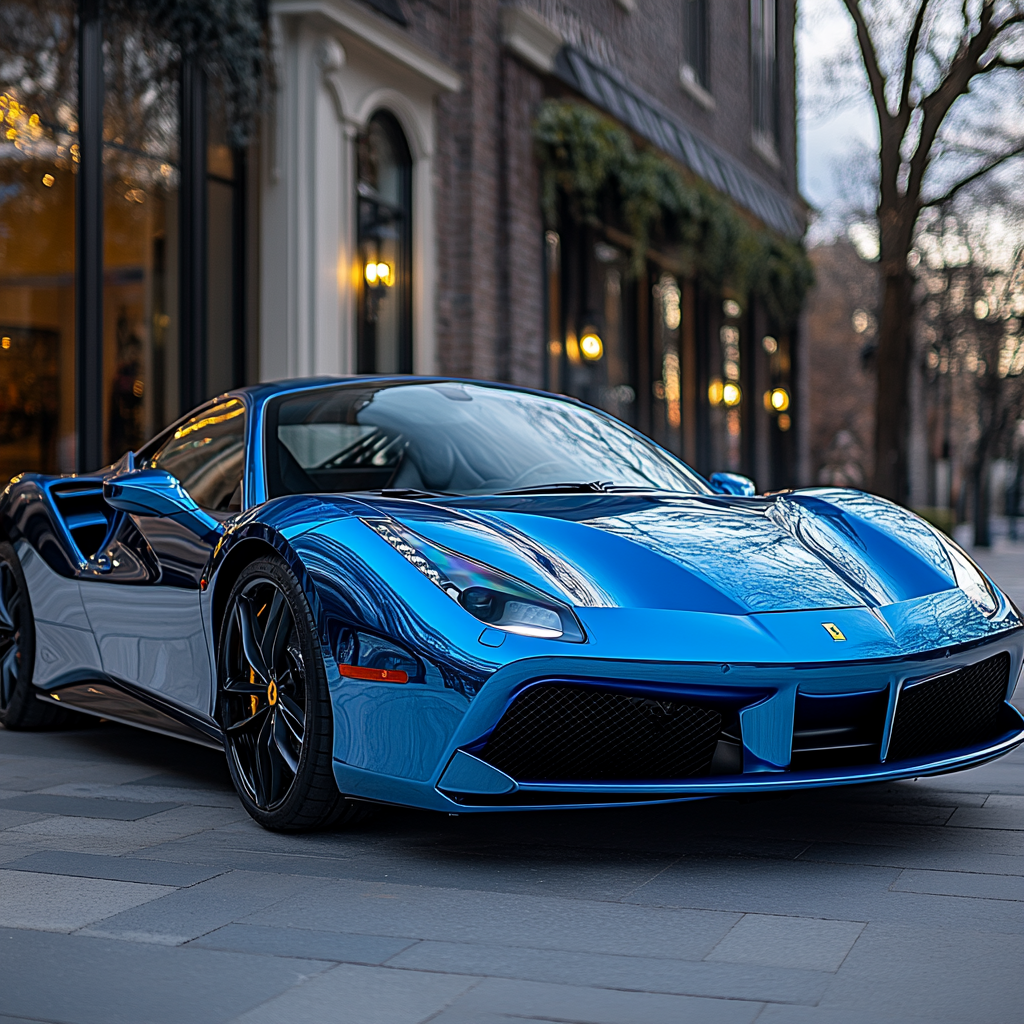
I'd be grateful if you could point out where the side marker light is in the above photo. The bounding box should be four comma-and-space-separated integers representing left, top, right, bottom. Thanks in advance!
338, 664, 409, 684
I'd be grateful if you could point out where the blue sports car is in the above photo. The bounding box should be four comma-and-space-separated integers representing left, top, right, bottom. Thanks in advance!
1, 378, 1022, 831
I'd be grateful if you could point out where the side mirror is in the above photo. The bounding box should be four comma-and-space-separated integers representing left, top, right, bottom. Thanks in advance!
709, 472, 756, 497
104, 469, 222, 539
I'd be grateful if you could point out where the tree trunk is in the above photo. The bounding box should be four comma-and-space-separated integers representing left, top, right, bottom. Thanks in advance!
872, 268, 913, 504
973, 456, 991, 548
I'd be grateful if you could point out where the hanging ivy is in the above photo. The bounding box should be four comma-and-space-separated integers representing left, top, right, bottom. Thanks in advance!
534, 99, 813, 326
106, 0, 268, 147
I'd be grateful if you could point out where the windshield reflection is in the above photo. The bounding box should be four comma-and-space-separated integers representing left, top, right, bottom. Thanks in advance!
266, 382, 709, 498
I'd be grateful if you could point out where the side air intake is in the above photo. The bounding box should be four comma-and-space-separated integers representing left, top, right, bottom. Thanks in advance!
887, 652, 1010, 763
475, 684, 723, 782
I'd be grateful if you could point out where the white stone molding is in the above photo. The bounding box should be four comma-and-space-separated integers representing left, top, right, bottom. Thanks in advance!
260, 1, 459, 382
500, 5, 564, 74
272, 0, 462, 92
316, 36, 348, 122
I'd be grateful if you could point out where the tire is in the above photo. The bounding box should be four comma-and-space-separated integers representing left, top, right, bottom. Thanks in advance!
216, 555, 368, 832
0, 540, 67, 730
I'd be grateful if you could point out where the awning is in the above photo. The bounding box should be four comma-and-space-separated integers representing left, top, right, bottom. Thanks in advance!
554, 47, 803, 240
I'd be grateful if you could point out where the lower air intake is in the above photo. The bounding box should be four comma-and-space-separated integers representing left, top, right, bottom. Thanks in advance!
887, 651, 1010, 763
477, 684, 722, 782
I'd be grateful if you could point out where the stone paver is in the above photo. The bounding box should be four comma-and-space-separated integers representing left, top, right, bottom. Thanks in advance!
0, 540, 1020, 1022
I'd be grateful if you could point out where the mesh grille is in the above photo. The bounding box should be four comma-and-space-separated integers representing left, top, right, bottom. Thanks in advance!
477, 685, 723, 782
887, 652, 1010, 763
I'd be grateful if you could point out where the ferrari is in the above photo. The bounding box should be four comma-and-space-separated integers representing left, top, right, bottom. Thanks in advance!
1, 377, 1021, 831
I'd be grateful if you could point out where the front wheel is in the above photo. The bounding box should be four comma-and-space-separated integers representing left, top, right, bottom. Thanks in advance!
217, 556, 366, 831
0, 541, 67, 730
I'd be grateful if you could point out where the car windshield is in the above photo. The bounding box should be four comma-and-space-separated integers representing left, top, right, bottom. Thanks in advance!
264, 381, 709, 498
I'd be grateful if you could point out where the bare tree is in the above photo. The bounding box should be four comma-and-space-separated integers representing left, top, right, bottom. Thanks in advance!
916, 199, 1024, 544
836, 0, 1024, 503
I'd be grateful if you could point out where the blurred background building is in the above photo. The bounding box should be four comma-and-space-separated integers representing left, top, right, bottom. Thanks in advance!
1, 0, 808, 488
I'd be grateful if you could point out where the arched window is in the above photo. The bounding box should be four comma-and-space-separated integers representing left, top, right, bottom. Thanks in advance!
356, 112, 412, 374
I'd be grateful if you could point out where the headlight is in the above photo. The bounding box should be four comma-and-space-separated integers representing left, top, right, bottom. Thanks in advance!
364, 518, 585, 641
939, 535, 998, 617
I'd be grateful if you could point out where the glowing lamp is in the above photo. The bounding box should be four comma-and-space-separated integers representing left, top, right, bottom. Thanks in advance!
770, 388, 790, 412
708, 379, 724, 406
579, 332, 603, 361
722, 382, 742, 407
365, 261, 393, 287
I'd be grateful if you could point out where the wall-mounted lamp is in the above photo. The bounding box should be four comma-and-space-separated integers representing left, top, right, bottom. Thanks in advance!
364, 261, 393, 288
722, 382, 742, 407
770, 387, 789, 412
579, 330, 603, 361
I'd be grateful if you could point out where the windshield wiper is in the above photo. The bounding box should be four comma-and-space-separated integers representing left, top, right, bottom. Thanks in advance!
490, 481, 614, 496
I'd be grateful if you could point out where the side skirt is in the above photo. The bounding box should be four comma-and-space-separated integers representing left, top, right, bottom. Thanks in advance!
36, 679, 224, 751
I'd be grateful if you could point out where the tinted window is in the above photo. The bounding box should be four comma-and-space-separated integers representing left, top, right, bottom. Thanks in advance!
266, 383, 707, 498
147, 398, 245, 511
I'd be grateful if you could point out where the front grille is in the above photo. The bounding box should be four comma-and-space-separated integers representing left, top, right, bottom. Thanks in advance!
887, 652, 1010, 763
476, 684, 723, 782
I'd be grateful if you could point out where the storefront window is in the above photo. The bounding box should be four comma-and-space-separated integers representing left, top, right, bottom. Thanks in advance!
207, 102, 240, 398
102, 19, 179, 462
357, 112, 411, 374
651, 272, 683, 454
708, 299, 744, 471
0, 0, 77, 480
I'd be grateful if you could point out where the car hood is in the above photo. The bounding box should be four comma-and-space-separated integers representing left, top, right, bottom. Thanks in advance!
386, 488, 963, 615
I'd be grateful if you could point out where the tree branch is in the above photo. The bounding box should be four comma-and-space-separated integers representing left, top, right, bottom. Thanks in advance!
920, 143, 1024, 209
986, 57, 1024, 70
899, 0, 933, 120
841, 0, 890, 124
905, 0, 1000, 210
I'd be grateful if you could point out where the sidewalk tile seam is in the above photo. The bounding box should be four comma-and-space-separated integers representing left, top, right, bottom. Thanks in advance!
365, 963, 789, 1005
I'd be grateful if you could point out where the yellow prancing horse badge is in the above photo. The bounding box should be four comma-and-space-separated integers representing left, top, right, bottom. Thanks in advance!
822, 622, 846, 641
267, 680, 278, 705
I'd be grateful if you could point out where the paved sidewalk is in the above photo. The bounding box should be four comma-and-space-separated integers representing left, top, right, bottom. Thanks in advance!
1, 556, 1022, 1023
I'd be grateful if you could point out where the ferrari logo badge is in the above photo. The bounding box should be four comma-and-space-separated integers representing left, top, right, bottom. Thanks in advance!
822, 622, 846, 641
267, 680, 278, 705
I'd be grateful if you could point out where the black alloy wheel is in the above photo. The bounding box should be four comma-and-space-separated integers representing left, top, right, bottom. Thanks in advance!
217, 556, 367, 831
0, 556, 21, 709
0, 541, 65, 729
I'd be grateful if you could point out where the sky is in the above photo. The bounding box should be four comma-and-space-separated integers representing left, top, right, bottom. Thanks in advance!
797, 0, 877, 238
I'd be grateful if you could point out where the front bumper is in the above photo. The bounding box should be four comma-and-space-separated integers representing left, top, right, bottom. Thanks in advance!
333, 630, 1024, 813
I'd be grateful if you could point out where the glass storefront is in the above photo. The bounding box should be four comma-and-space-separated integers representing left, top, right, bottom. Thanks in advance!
0, 0, 77, 481
0, 1, 249, 479
102, 16, 180, 462
545, 223, 795, 486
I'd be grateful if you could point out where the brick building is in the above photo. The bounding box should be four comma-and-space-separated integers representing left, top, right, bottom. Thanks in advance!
1, 0, 806, 486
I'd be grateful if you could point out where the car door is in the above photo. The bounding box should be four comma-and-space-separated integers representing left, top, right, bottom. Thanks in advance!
82, 398, 246, 716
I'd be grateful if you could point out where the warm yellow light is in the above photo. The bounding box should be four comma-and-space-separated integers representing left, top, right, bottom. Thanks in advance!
365, 261, 393, 287
708, 379, 724, 406
723, 382, 742, 407
770, 387, 790, 411
41, 173, 54, 187
579, 332, 603, 361
1, 336, 10, 350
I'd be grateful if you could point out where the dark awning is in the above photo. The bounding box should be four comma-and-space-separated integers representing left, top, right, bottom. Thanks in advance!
554, 47, 803, 240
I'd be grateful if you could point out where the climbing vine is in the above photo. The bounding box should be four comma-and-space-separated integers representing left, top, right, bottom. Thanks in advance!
533, 99, 813, 326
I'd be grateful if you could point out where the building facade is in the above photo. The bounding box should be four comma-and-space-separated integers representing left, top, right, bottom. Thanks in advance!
1, 0, 806, 488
